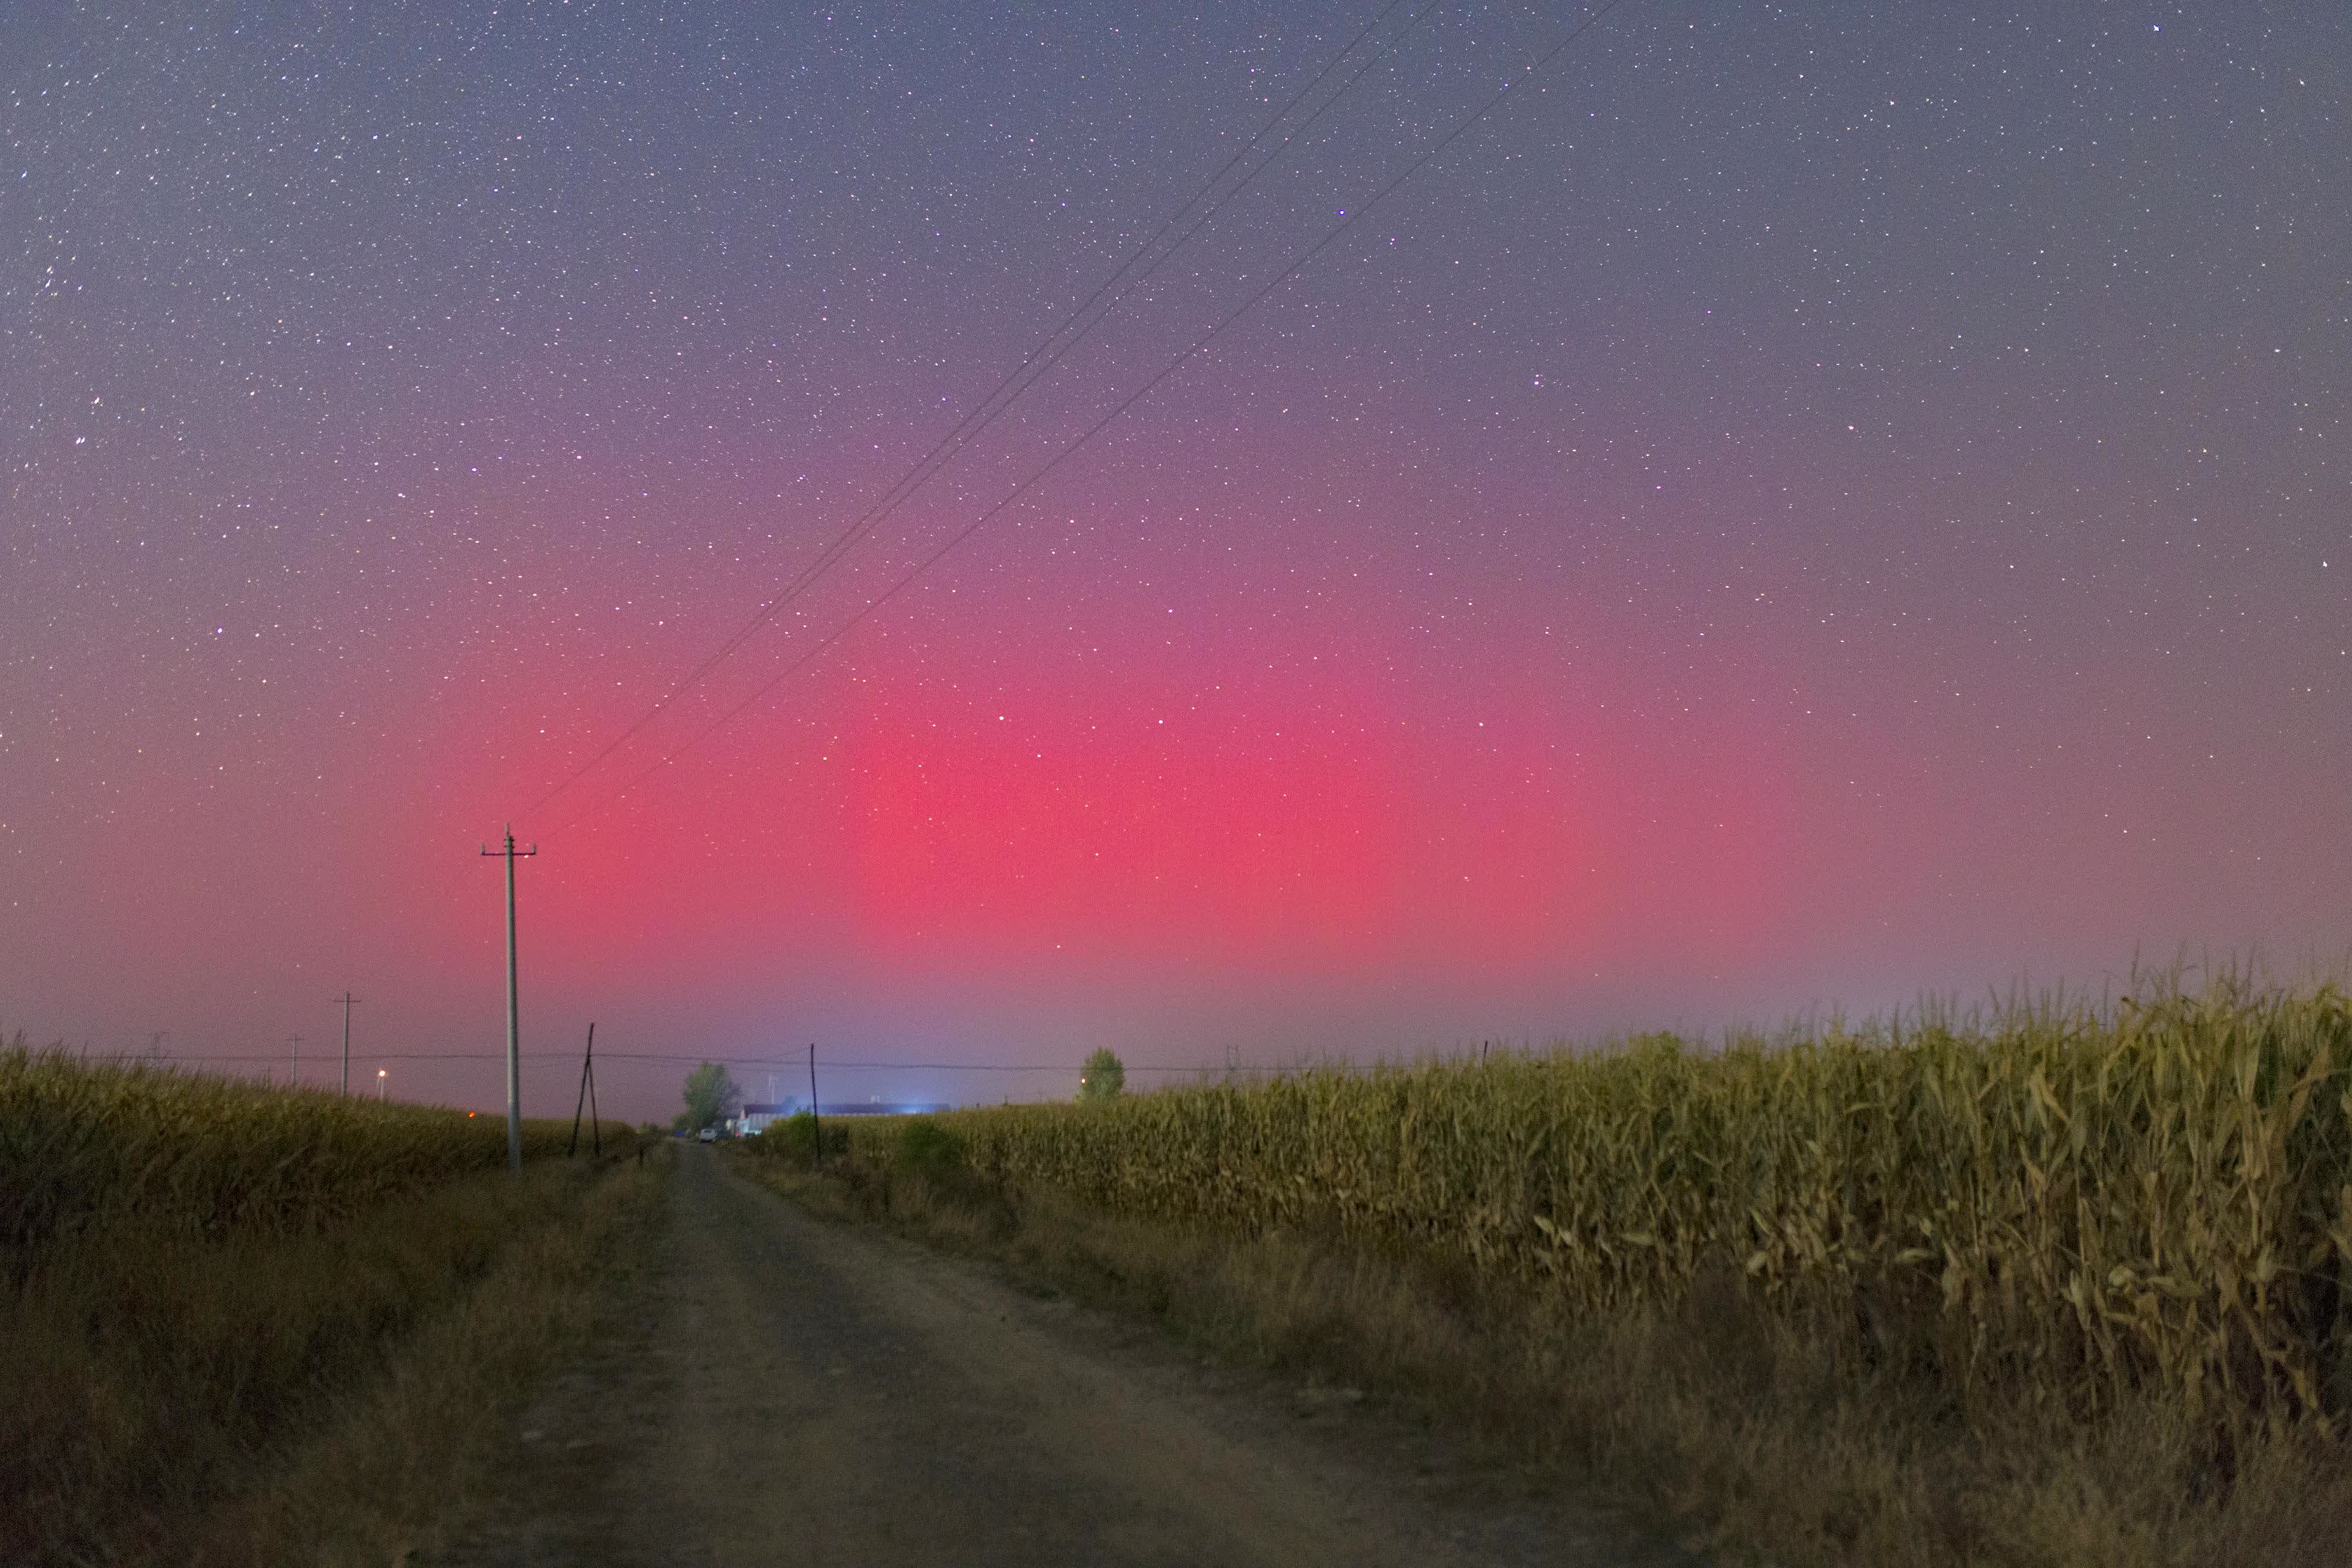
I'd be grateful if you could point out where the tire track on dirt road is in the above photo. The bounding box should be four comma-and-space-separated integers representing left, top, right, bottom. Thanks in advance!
419, 1144, 1697, 1567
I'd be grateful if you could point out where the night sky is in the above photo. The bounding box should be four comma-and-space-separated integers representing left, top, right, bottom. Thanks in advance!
5, 2, 2346, 1119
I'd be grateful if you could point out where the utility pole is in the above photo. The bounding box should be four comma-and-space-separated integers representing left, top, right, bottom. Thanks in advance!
332, 995, 360, 1095
481, 825, 537, 1171
807, 1043, 821, 1164
287, 1034, 303, 1088
570, 1022, 597, 1158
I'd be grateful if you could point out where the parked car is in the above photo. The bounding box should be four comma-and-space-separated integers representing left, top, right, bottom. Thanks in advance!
697, 1126, 717, 1143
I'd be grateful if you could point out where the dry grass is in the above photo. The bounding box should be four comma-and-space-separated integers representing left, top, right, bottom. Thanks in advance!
1, 1041, 666, 1566
739, 972, 2352, 1567
186, 1143, 673, 1567
753, 1153, 2352, 1567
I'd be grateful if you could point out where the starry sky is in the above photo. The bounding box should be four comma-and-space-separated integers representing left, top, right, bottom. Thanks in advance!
5, 2, 2346, 1119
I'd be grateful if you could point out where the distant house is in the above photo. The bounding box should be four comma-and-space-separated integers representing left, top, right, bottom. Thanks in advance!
734, 1101, 797, 1136
727, 1099, 949, 1137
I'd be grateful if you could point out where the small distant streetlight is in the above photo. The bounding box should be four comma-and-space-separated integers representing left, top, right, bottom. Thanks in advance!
376, 1068, 387, 1102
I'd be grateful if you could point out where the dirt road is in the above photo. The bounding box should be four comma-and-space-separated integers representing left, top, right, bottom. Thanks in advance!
420, 1145, 1691, 1568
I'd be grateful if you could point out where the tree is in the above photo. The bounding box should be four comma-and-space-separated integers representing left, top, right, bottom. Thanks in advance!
1077, 1048, 1125, 1101
680, 1061, 743, 1132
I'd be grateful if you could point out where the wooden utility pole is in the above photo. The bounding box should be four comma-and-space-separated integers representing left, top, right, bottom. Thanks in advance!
481, 825, 537, 1171
807, 1043, 821, 1164
332, 995, 360, 1095
570, 1022, 599, 1157
287, 1034, 303, 1087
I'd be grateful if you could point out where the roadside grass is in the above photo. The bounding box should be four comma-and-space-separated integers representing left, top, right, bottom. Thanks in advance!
734, 1103, 2352, 1568
2, 1041, 670, 1566
7, 1144, 671, 1566
189, 1141, 673, 1567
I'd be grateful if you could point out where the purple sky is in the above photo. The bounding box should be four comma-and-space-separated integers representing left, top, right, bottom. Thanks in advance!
4, 2, 2346, 1121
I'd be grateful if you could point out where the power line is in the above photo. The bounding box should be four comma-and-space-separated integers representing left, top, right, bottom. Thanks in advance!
122, 1049, 1363, 1075
553, 0, 1629, 832
516, 0, 1442, 831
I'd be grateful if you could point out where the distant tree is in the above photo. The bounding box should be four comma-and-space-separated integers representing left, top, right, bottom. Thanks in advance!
1077, 1048, 1125, 1101
680, 1062, 743, 1132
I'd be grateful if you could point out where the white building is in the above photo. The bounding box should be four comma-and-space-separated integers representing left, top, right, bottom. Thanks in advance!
733, 1100, 797, 1136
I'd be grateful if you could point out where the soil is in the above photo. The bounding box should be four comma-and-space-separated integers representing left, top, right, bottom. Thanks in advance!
416, 1144, 1701, 1567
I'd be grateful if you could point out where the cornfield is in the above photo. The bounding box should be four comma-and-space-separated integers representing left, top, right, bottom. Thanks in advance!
0, 1038, 624, 1279
873, 978, 2352, 1430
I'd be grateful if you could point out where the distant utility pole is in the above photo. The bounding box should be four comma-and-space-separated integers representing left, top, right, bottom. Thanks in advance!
332, 995, 360, 1094
288, 1034, 303, 1088
807, 1043, 821, 1161
569, 1022, 601, 1158
481, 825, 537, 1171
